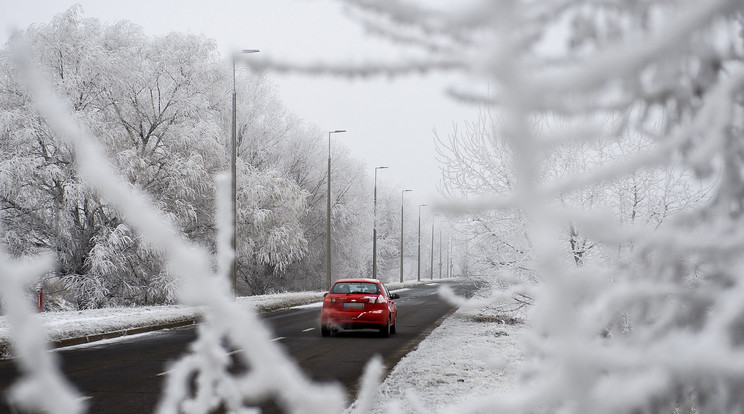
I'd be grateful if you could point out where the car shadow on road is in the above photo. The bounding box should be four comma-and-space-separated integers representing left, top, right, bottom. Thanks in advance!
323, 329, 389, 338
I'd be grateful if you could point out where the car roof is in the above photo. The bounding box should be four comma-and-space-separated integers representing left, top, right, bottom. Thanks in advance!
333, 278, 381, 284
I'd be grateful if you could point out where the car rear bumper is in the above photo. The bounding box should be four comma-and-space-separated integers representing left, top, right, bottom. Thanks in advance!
321, 309, 389, 329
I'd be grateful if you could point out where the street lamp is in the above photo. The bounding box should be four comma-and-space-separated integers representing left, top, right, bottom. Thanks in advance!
430, 214, 440, 280
400, 189, 412, 283
439, 223, 443, 279
448, 237, 452, 278
372, 166, 388, 279
326, 129, 346, 291
417, 204, 427, 282
231, 48, 259, 299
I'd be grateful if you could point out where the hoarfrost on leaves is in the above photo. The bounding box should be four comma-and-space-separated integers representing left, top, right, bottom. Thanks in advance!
0, 248, 84, 414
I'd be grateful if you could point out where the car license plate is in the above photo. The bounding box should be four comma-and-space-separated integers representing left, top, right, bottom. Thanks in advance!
343, 302, 364, 309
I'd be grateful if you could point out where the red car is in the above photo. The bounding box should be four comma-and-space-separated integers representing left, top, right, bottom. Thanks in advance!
320, 278, 399, 337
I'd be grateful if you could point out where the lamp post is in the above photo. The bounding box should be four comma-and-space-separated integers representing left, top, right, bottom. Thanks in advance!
417, 204, 427, 282
448, 237, 453, 278
439, 224, 443, 279
231, 49, 259, 299
399, 189, 412, 282
326, 129, 346, 291
372, 166, 388, 279
446, 236, 451, 278
430, 214, 439, 280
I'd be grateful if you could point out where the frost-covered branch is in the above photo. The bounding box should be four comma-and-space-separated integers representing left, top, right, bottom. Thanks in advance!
0, 247, 84, 413
246, 54, 463, 79
530, 0, 740, 96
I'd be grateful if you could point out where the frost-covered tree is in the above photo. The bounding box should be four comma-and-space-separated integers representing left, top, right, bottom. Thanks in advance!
229, 81, 375, 292
0, 8, 228, 307
435, 110, 534, 278
326, 145, 373, 280
0, 7, 315, 306
237, 164, 309, 294
437, 109, 709, 271
368, 183, 408, 282
283, 147, 373, 290
0, 8, 123, 308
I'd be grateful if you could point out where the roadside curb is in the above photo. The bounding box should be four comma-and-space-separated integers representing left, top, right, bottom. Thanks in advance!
51, 318, 198, 349
0, 318, 200, 359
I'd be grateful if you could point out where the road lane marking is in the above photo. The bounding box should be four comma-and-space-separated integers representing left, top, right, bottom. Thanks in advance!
76, 396, 93, 402
302, 328, 315, 332
271, 337, 286, 342
227, 349, 243, 356
156, 370, 171, 377
291, 302, 323, 309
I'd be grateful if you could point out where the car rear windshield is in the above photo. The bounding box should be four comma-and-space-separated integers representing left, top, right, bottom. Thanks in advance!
331, 282, 380, 295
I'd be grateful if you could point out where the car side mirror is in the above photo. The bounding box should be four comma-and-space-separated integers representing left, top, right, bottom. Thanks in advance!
323, 292, 328, 298
390, 293, 400, 299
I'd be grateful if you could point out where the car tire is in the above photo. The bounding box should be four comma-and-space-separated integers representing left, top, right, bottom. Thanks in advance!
379, 318, 391, 338
391, 321, 396, 335
321, 325, 331, 337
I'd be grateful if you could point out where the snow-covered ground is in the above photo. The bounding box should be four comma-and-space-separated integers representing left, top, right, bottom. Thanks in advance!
350, 282, 526, 413
0, 279, 527, 412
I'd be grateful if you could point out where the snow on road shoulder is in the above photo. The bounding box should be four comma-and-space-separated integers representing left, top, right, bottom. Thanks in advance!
1, 305, 201, 345
355, 286, 527, 413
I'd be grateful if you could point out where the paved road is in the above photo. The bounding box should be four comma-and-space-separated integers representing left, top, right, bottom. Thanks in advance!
0, 280, 475, 413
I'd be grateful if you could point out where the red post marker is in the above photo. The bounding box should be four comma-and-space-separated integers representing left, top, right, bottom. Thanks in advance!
37, 285, 43, 313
